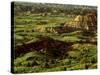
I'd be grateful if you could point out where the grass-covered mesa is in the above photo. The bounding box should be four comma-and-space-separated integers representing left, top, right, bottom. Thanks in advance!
11, 1, 97, 73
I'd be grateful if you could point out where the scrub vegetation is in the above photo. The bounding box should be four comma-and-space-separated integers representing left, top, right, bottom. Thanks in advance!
12, 2, 97, 73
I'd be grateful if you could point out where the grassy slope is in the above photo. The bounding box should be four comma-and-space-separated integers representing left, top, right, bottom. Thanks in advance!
13, 15, 97, 73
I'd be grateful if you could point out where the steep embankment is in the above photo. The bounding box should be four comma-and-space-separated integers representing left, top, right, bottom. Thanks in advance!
15, 37, 73, 58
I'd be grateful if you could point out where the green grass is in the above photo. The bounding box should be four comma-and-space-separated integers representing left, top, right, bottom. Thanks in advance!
13, 43, 97, 73
13, 15, 97, 73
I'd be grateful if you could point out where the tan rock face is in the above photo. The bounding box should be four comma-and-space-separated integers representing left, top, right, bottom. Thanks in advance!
66, 12, 97, 31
